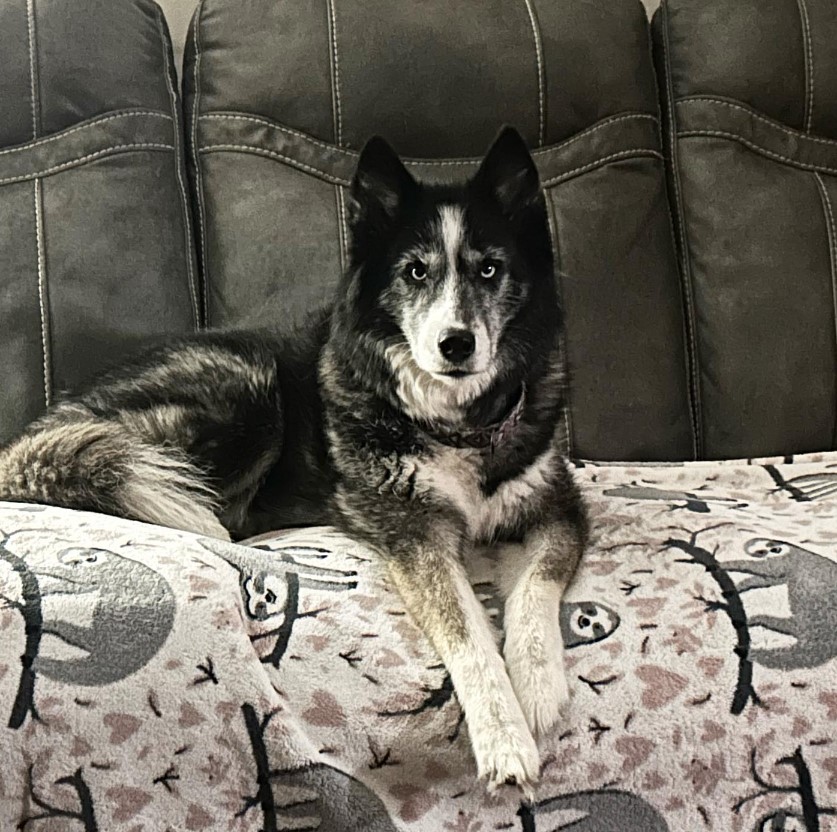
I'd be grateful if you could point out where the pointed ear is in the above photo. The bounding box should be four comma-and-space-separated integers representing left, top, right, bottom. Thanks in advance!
470, 126, 540, 216
348, 136, 417, 227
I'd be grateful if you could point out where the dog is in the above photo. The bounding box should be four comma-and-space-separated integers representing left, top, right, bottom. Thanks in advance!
0, 126, 588, 793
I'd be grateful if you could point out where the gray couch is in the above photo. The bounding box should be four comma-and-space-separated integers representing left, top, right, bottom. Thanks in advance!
2, 0, 837, 829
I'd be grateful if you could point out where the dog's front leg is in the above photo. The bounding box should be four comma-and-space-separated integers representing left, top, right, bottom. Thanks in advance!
499, 517, 584, 738
386, 528, 540, 795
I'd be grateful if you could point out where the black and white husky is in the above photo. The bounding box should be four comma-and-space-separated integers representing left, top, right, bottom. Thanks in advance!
0, 127, 587, 793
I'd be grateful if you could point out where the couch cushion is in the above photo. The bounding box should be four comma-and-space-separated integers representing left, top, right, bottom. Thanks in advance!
184, 0, 693, 461
0, 0, 199, 445
653, 0, 837, 458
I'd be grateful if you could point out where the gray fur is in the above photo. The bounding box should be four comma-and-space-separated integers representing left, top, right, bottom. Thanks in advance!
0, 403, 226, 539
478, 585, 620, 649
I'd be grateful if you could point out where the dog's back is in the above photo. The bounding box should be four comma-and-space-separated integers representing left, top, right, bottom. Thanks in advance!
0, 324, 331, 539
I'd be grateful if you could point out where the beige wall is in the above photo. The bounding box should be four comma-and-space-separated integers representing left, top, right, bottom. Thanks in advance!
156, 0, 197, 70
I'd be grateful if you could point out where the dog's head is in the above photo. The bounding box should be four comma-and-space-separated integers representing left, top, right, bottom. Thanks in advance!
336, 127, 558, 423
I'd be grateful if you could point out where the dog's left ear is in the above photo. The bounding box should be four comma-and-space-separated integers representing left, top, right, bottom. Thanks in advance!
471, 126, 540, 216
349, 136, 417, 228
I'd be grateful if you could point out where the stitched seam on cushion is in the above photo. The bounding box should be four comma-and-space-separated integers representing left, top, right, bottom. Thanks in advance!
677, 97, 837, 148
199, 111, 658, 162
34, 178, 51, 407
678, 129, 837, 175
650, 17, 692, 462
191, 0, 210, 327
0, 112, 172, 156
201, 144, 663, 188
814, 173, 837, 446
326, 0, 343, 146
662, 1, 701, 459
543, 192, 573, 457
540, 149, 663, 187
522, 0, 546, 146
200, 144, 350, 184
202, 113, 355, 155
156, 6, 200, 330
419, 114, 659, 164
0, 144, 174, 185
334, 185, 346, 274
796, 0, 814, 133
338, 185, 349, 270
26, 0, 39, 139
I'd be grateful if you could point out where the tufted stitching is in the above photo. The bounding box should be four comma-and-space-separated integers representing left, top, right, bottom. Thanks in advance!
412, 114, 659, 165
678, 129, 837, 175
156, 6, 200, 330
199, 143, 350, 185
814, 173, 837, 445
334, 185, 346, 273
522, 0, 546, 146
202, 113, 354, 156
26, 0, 39, 139
338, 185, 350, 268
326, 0, 343, 146
541, 149, 663, 187
0, 111, 171, 156
679, 97, 837, 147
200, 143, 662, 190
661, 1, 702, 459
200, 111, 658, 166
796, 0, 814, 133
0, 144, 174, 186
191, 0, 210, 327
27, 0, 51, 408
33, 179, 51, 407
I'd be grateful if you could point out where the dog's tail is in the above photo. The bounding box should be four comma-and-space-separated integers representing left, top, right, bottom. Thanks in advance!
0, 404, 227, 539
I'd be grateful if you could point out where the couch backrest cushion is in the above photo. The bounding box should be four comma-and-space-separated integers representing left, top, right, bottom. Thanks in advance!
184, 0, 694, 461
654, 0, 837, 458
0, 0, 199, 444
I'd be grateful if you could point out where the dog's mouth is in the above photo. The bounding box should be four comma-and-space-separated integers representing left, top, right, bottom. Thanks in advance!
436, 370, 474, 379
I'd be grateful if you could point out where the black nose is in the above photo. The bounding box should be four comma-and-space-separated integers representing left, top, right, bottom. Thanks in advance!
438, 329, 475, 364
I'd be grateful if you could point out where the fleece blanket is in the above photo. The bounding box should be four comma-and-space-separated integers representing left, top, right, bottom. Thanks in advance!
2, 453, 837, 831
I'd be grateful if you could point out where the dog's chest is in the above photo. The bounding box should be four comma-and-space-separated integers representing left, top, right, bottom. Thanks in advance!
412, 445, 556, 541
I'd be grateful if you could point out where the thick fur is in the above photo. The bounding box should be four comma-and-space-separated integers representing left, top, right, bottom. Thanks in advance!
0, 127, 587, 793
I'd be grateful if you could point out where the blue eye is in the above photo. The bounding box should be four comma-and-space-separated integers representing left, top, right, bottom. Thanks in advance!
480, 262, 497, 279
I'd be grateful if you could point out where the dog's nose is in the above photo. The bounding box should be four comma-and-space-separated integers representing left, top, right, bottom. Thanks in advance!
438, 329, 475, 364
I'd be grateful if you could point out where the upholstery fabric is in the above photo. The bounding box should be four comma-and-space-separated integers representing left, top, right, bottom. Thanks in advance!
0, 0, 199, 445
183, 0, 694, 461
653, 0, 837, 459
3, 452, 837, 829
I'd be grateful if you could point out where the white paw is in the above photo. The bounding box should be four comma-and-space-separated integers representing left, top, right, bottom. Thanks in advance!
507, 652, 570, 738
470, 713, 540, 798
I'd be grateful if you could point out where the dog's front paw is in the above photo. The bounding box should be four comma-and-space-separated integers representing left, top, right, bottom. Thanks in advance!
506, 651, 569, 738
471, 715, 540, 798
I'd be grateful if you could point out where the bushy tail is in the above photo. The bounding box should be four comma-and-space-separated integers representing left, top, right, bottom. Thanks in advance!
0, 405, 228, 539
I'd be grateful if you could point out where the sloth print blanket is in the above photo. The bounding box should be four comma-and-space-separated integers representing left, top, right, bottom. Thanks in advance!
1, 452, 837, 830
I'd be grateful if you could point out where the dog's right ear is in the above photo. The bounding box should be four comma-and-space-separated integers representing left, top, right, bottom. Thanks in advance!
348, 136, 416, 229
471, 126, 540, 218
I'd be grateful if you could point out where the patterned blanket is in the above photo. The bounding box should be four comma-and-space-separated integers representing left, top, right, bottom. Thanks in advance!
2, 453, 837, 831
